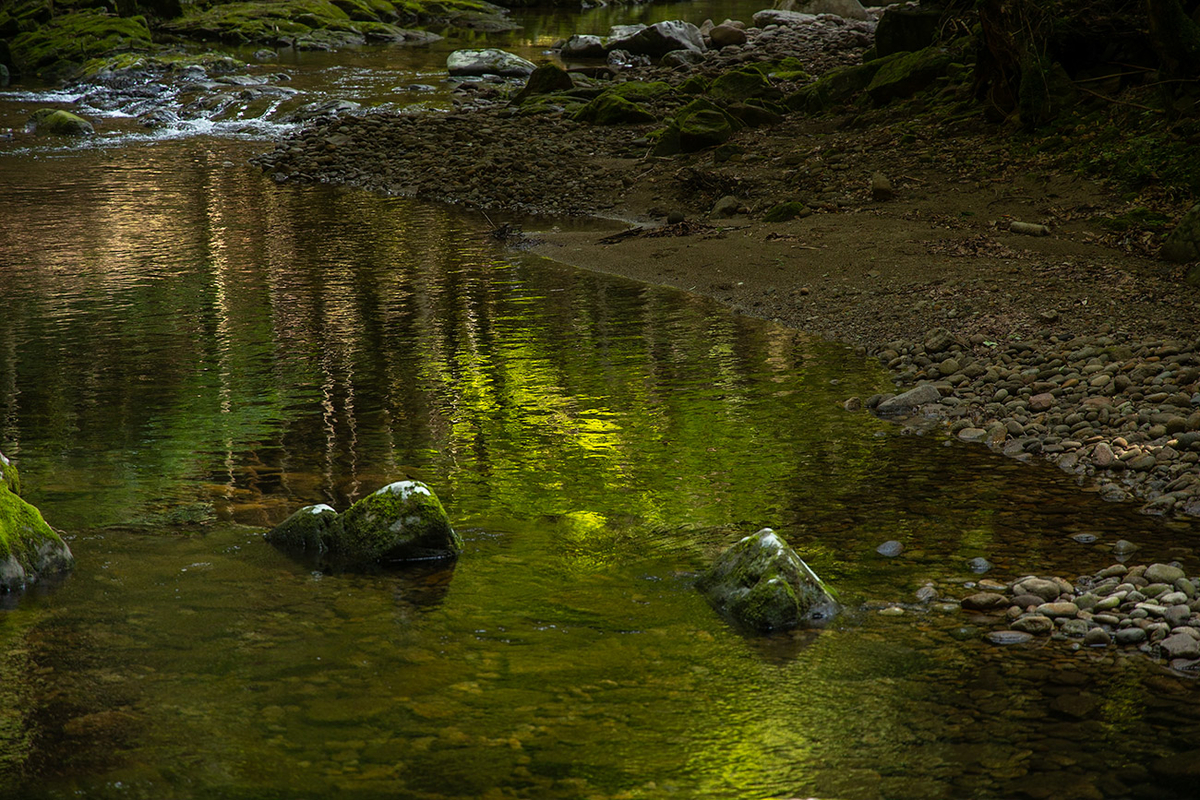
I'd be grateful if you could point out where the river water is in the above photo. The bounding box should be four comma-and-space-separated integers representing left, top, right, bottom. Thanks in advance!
3, 4, 1200, 800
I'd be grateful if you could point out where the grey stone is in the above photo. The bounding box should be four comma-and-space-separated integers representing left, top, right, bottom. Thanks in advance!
1146, 563, 1186, 584
986, 630, 1033, 645
447, 49, 537, 77
961, 592, 1009, 611
779, 0, 868, 20
560, 34, 606, 59
1011, 615, 1054, 634
1115, 627, 1148, 645
1161, 632, 1200, 659
606, 20, 706, 57
875, 540, 904, 557
751, 9, 818, 28
874, 383, 941, 415
1085, 627, 1112, 646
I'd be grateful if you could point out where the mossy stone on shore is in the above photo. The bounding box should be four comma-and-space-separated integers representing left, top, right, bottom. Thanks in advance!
785, 56, 891, 112
709, 65, 775, 103
10, 9, 152, 75
574, 92, 656, 125
865, 45, 953, 105
763, 201, 810, 222
512, 63, 573, 105
1162, 202, 1200, 264
602, 79, 672, 103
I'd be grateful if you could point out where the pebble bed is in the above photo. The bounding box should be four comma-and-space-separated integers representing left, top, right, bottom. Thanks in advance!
956, 561, 1200, 669
861, 326, 1200, 520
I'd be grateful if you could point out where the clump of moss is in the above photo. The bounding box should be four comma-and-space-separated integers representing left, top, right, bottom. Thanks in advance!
763, 201, 810, 222
10, 9, 152, 76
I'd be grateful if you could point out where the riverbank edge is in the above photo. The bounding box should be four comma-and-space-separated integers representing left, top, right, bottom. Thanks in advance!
524, 222, 1200, 524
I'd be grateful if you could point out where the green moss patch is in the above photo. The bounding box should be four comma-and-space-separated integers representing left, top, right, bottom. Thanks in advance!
574, 93, 656, 125
10, 9, 152, 75
602, 80, 672, 103
763, 201, 810, 222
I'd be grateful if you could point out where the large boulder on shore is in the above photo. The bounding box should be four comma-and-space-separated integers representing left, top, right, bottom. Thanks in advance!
0, 452, 74, 593
697, 528, 840, 632
606, 20, 706, 57
447, 48, 536, 77
267, 480, 461, 566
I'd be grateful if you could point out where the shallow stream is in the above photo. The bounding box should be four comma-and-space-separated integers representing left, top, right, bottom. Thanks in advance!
3, 4, 1200, 799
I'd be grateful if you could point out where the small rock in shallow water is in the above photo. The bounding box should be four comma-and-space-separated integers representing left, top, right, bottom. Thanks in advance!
966, 557, 992, 574
986, 630, 1034, 645
875, 540, 904, 557
1071, 533, 1098, 544
1113, 539, 1138, 555
1085, 627, 1111, 646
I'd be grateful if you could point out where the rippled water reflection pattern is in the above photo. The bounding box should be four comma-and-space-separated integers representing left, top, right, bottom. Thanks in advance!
2, 143, 1200, 799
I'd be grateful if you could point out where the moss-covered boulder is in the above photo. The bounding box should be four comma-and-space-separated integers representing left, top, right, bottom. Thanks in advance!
334, 480, 461, 564
265, 503, 340, 553
874, 4, 942, 58
9, 10, 152, 76
1162, 202, 1200, 264
574, 92, 656, 125
697, 528, 839, 632
865, 45, 953, 105
763, 201, 810, 222
28, 108, 94, 135
709, 65, 775, 103
727, 100, 783, 128
512, 63, 573, 104
784, 56, 894, 112
0, 452, 74, 594
603, 79, 673, 103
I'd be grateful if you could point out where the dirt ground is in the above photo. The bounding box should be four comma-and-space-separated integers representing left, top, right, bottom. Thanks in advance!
523, 115, 1200, 353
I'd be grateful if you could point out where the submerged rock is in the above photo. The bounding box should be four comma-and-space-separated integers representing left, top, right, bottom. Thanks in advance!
697, 528, 840, 632
0, 451, 74, 593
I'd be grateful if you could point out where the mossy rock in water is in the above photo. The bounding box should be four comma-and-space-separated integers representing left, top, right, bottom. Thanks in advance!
9, 9, 152, 75
865, 45, 953, 105
29, 108, 94, 135
265, 503, 340, 553
762, 201, 810, 222
0, 452, 74, 594
709, 65, 775, 103
697, 528, 839, 633
333, 480, 461, 564
512, 63, 573, 105
0, 453, 18, 497
574, 93, 656, 125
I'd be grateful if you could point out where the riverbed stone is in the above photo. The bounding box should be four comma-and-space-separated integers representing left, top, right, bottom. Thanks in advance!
961, 591, 1008, 611
1115, 627, 1148, 645
1036, 601, 1079, 618
1146, 563, 1186, 584
1161, 632, 1200, 659
697, 528, 840, 632
333, 480, 461, 564
1011, 615, 1054, 634
1016, 577, 1061, 601
560, 34, 606, 59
